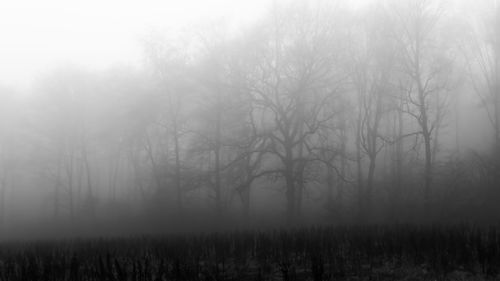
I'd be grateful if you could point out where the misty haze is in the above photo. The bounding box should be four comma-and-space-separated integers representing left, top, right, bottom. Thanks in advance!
0, 0, 500, 280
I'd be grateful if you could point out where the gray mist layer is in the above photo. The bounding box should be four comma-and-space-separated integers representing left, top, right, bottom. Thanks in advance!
0, 0, 499, 240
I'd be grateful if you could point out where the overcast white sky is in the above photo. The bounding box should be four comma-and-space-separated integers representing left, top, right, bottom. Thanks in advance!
0, 0, 275, 89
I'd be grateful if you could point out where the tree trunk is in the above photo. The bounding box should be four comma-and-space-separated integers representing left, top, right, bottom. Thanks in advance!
337, 114, 347, 218
108, 145, 120, 202
0, 179, 5, 230
214, 96, 223, 216
356, 114, 364, 222
284, 148, 296, 224
365, 154, 376, 221
82, 144, 95, 219
391, 108, 404, 220
326, 165, 334, 208
144, 134, 163, 193
66, 148, 75, 221
423, 130, 432, 206
54, 151, 62, 220
173, 123, 182, 213
241, 182, 250, 219
295, 161, 305, 218
417, 73, 432, 206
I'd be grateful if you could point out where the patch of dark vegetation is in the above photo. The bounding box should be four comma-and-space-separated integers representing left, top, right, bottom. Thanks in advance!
0, 224, 499, 280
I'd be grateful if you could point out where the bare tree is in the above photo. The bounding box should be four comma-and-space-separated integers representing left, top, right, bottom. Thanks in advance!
462, 0, 500, 147
350, 5, 398, 220
387, 0, 453, 207
144, 35, 194, 213
35, 67, 101, 220
244, 1, 348, 223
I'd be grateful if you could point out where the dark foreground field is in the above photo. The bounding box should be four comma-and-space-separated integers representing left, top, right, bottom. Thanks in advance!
0, 224, 499, 281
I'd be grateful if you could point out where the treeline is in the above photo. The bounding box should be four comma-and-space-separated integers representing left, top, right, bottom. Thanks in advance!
0, 0, 499, 229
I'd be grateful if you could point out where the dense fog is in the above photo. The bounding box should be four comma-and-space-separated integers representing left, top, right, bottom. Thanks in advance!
0, 0, 499, 239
